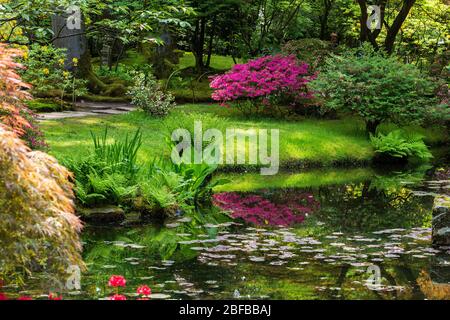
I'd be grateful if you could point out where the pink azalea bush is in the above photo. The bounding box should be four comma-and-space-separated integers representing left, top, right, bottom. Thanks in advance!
210, 55, 316, 114
213, 192, 319, 226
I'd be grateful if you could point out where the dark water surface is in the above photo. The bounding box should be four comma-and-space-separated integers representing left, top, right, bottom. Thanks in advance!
3, 166, 450, 300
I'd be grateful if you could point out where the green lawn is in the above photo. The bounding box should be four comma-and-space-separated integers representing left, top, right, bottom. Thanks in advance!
213, 167, 375, 192
39, 104, 447, 169
178, 52, 242, 71
116, 49, 240, 71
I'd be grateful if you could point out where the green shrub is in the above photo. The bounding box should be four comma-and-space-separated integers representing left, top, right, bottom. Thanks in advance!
24, 98, 69, 112
311, 44, 442, 134
282, 38, 332, 70
91, 127, 142, 177
128, 72, 176, 117
21, 44, 87, 101
66, 127, 227, 217
370, 130, 433, 162
65, 128, 142, 206
93, 64, 135, 84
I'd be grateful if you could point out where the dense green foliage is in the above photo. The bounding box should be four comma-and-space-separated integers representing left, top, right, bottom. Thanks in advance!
65, 127, 226, 217
0, 126, 83, 285
370, 129, 433, 161
128, 73, 176, 117
21, 44, 87, 103
311, 45, 444, 134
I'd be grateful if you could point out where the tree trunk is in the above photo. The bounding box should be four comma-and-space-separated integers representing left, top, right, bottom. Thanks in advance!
356, 0, 384, 50
366, 120, 381, 136
357, 0, 414, 54
384, 0, 416, 54
319, 0, 332, 40
206, 15, 217, 68
192, 18, 206, 73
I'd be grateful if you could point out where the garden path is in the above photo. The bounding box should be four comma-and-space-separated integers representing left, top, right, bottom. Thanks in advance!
36, 101, 136, 120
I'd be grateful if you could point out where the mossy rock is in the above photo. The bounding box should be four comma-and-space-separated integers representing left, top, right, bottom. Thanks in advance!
77, 205, 126, 224
25, 98, 72, 112
80, 94, 130, 103
433, 195, 450, 246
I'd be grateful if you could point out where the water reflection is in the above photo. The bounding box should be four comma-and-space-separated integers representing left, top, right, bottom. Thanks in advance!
2, 166, 449, 300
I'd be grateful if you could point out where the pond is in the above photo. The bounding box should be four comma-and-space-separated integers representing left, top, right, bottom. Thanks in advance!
2, 165, 450, 300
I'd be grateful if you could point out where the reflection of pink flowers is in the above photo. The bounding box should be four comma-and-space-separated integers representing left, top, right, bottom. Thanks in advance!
110, 294, 127, 300
18, 296, 33, 300
213, 192, 319, 226
108, 275, 126, 287
210, 55, 316, 107
136, 285, 151, 296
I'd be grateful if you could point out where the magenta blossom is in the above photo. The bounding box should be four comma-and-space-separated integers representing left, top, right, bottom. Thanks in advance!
210, 55, 316, 107
213, 192, 319, 227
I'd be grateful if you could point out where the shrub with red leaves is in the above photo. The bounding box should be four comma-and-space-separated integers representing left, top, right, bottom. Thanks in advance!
0, 43, 47, 149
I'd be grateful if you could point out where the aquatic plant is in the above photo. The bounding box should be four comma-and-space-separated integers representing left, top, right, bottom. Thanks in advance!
48, 293, 63, 300
108, 275, 127, 287
67, 128, 226, 217
137, 285, 152, 297
106, 275, 152, 300
213, 192, 319, 226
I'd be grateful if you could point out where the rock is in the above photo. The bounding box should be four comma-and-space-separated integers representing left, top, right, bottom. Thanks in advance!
432, 195, 450, 246
120, 212, 142, 227
77, 205, 125, 224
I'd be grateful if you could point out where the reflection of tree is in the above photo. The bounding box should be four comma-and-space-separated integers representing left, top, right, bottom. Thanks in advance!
315, 180, 433, 233
80, 208, 233, 297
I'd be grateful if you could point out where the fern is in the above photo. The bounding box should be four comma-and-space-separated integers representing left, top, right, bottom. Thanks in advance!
370, 129, 433, 161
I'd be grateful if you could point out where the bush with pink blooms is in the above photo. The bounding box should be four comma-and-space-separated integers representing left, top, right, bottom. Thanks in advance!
210, 55, 316, 115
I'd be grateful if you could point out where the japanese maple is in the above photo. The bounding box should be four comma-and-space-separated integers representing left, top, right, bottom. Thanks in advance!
0, 43, 47, 149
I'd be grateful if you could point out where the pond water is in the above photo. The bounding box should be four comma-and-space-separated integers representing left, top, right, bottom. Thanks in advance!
3, 165, 450, 300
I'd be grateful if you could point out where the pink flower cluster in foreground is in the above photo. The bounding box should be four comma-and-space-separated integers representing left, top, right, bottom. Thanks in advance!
210, 55, 315, 103
213, 192, 320, 226
108, 275, 152, 300
0, 275, 152, 301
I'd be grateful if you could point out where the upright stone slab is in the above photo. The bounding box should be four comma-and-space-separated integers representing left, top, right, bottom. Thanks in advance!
432, 195, 450, 246
51, 8, 87, 71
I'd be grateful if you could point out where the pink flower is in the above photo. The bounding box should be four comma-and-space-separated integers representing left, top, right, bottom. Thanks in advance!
0, 293, 8, 300
210, 55, 315, 110
108, 275, 126, 288
48, 293, 62, 300
110, 294, 127, 300
213, 192, 319, 227
136, 285, 151, 296
17, 296, 33, 300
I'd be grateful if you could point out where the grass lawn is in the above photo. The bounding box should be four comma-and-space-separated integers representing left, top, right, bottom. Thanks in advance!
213, 167, 375, 192
178, 52, 242, 71
39, 104, 447, 169
115, 49, 240, 71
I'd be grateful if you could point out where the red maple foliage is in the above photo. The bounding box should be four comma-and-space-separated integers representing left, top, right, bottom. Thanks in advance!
0, 43, 46, 149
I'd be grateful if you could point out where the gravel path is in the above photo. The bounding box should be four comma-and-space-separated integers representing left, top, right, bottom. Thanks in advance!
36, 101, 137, 120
